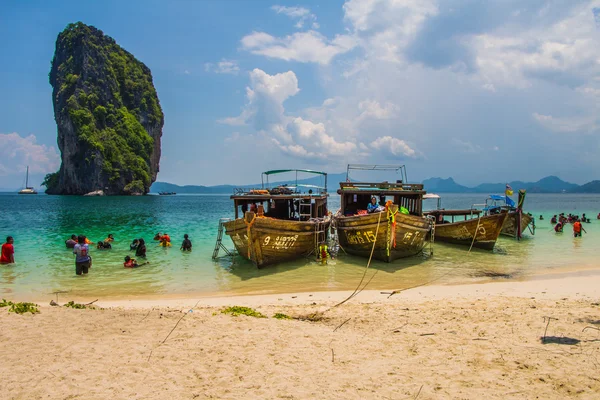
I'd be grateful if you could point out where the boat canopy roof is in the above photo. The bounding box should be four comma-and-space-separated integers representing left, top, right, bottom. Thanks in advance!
346, 164, 408, 182
489, 194, 505, 201
263, 169, 326, 176
423, 193, 440, 199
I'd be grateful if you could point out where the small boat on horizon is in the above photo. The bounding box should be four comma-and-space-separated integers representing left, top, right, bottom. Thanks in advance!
158, 192, 176, 195
18, 166, 37, 195
423, 193, 507, 250
222, 169, 330, 268
335, 164, 431, 262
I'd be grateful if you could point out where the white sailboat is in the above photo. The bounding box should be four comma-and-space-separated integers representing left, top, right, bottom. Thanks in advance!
18, 166, 38, 195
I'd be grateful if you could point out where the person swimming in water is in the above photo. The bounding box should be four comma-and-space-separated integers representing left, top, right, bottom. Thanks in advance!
159, 236, 172, 247
181, 234, 192, 251
550, 215, 557, 224
554, 222, 564, 233
539, 215, 544, 220
130, 239, 139, 251
97, 241, 112, 250
104, 234, 114, 243
153, 232, 162, 241
123, 256, 149, 268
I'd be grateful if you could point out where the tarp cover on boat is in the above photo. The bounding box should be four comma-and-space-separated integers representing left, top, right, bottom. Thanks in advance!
489, 194, 515, 207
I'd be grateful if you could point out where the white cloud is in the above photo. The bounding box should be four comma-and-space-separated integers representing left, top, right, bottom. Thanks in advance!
471, 3, 600, 88
219, 69, 299, 128
357, 100, 398, 121
240, 30, 356, 65
451, 138, 482, 154
343, 0, 438, 63
271, 5, 319, 29
370, 136, 417, 158
221, 69, 359, 161
0, 133, 60, 177
533, 112, 599, 133
204, 59, 240, 75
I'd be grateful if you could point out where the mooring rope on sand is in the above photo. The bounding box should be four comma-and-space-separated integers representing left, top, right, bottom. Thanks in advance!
332, 210, 383, 308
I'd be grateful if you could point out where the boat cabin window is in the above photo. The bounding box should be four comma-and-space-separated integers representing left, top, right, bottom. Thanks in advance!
341, 193, 423, 216
234, 197, 327, 221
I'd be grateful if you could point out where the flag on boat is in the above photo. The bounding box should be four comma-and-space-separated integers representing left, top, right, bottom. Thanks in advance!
505, 184, 513, 196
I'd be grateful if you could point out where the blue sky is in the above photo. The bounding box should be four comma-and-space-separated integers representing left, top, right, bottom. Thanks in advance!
1, 0, 600, 189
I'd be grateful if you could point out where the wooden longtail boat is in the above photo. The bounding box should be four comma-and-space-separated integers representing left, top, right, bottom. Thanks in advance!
223, 169, 330, 268
500, 211, 534, 238
423, 194, 507, 250
335, 165, 431, 262
481, 190, 535, 239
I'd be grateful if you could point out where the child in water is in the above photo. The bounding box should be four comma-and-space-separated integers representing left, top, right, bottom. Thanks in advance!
181, 234, 192, 251
159, 237, 172, 247
124, 256, 149, 268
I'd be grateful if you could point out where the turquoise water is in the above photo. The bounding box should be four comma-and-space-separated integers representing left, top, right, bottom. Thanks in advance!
1, 193, 599, 301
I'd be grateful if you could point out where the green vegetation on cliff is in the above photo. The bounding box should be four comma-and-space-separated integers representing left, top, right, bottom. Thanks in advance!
46, 22, 163, 194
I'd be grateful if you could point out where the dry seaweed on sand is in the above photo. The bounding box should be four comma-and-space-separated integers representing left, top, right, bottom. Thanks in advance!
472, 270, 515, 279
293, 311, 327, 322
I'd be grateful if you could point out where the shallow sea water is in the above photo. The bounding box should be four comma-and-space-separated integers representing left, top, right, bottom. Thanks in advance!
0, 193, 599, 300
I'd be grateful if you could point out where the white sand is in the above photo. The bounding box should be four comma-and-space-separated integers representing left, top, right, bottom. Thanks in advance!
2, 274, 600, 399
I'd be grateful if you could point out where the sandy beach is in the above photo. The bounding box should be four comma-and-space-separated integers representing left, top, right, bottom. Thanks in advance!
2, 273, 600, 399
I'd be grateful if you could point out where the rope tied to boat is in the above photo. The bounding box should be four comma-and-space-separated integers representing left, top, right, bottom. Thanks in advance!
244, 212, 257, 259
385, 200, 398, 257
468, 214, 482, 254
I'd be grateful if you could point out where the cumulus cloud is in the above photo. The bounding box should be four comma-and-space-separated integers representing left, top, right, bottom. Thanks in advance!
0, 133, 60, 177
370, 136, 417, 158
219, 68, 299, 128
204, 59, 240, 75
240, 30, 356, 65
221, 69, 360, 161
343, 0, 438, 63
271, 5, 319, 29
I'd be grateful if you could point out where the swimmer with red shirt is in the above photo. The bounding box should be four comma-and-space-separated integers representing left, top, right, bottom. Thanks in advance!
0, 236, 15, 264
124, 256, 149, 268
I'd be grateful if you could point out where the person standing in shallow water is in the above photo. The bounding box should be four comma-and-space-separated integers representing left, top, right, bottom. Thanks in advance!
135, 238, 147, 258
0, 236, 15, 264
73, 235, 91, 275
181, 234, 192, 251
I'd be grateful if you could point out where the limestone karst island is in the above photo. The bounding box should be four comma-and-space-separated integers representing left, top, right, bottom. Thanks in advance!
44, 22, 163, 195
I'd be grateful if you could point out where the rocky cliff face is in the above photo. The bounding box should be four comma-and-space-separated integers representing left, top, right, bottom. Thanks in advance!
46, 22, 163, 195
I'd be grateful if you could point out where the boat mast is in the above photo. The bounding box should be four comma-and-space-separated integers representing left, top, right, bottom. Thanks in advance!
26, 166, 29, 188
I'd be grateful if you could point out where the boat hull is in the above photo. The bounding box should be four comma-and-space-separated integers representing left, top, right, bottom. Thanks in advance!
223, 215, 330, 268
336, 211, 430, 262
432, 213, 507, 250
501, 212, 534, 238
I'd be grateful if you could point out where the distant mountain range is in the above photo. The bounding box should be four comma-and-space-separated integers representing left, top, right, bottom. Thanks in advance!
150, 173, 347, 194
422, 176, 588, 193
151, 174, 600, 194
